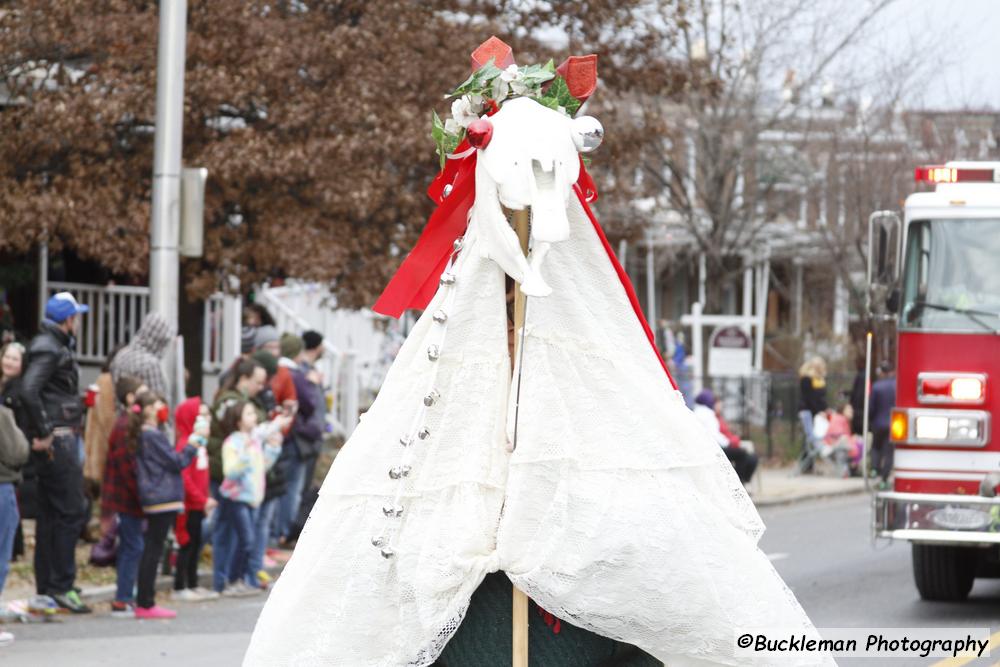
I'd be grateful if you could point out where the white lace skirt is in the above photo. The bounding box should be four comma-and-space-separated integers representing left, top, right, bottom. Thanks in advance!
243, 196, 834, 666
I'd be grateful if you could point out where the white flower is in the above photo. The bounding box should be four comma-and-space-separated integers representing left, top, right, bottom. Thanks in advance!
444, 118, 461, 135
499, 64, 519, 82
510, 78, 531, 96
451, 95, 480, 128
491, 76, 509, 103
499, 64, 532, 97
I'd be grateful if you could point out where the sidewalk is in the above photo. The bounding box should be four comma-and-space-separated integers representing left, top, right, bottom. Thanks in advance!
2, 530, 292, 613
748, 464, 867, 507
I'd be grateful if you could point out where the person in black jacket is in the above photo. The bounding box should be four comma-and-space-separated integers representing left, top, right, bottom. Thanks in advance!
18, 292, 91, 613
796, 356, 828, 474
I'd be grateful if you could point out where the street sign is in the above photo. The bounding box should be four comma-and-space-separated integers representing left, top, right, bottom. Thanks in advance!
707, 325, 752, 377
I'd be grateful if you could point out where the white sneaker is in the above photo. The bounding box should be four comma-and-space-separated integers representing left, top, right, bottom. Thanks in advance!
110, 602, 136, 619
192, 587, 220, 601
0, 630, 13, 647
219, 583, 241, 598
239, 581, 264, 596
221, 581, 259, 598
170, 588, 201, 602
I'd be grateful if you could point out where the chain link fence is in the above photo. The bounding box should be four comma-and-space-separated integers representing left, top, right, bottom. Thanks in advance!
684, 372, 858, 461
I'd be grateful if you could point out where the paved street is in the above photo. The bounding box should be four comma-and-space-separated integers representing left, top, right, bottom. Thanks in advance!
2, 493, 997, 666
2, 591, 265, 666
758, 494, 1000, 667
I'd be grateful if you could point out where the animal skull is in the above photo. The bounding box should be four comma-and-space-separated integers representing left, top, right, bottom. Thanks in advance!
471, 97, 602, 297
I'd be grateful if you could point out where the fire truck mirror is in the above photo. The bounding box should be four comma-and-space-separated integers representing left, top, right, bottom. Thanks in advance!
866, 210, 902, 319
885, 287, 900, 314
874, 223, 900, 284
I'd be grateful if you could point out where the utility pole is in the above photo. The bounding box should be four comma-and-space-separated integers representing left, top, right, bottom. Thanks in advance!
149, 0, 188, 405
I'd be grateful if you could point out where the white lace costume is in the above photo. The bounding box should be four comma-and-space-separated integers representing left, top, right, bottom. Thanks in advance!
244, 99, 834, 667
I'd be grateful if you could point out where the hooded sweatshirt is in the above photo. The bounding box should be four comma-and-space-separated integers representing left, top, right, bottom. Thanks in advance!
110, 313, 176, 399
175, 397, 210, 512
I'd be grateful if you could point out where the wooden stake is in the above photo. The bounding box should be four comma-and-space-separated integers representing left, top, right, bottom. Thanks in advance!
512, 208, 530, 339
511, 207, 530, 667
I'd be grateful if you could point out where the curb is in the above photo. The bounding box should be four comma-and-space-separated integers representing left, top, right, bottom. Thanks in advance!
752, 484, 869, 508
78, 566, 285, 607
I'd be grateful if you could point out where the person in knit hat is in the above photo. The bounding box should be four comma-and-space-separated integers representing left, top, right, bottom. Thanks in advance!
241, 327, 257, 355
111, 313, 175, 401
692, 390, 757, 484
253, 326, 280, 358
279, 333, 302, 362
274, 333, 325, 546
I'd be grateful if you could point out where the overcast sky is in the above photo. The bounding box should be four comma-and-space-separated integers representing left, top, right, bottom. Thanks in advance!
883, 0, 1000, 109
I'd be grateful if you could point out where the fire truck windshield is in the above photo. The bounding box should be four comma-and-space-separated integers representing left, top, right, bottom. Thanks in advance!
900, 218, 1000, 333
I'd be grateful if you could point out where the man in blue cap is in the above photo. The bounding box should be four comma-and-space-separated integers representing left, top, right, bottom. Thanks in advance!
19, 292, 92, 613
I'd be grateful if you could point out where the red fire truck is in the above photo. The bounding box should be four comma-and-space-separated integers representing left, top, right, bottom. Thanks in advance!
871, 161, 1000, 601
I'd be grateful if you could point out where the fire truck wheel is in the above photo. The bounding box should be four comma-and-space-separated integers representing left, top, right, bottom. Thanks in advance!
911, 543, 977, 601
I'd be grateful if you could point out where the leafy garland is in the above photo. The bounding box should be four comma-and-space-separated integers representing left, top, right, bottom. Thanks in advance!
432, 59, 584, 168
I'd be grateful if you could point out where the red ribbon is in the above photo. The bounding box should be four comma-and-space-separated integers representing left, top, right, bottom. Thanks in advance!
372, 145, 477, 318
372, 154, 676, 389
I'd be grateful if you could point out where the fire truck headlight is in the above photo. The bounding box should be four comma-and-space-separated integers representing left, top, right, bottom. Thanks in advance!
914, 415, 948, 440
907, 409, 990, 446
947, 416, 980, 440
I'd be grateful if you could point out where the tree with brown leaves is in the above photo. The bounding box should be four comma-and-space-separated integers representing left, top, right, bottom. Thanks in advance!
0, 1, 503, 306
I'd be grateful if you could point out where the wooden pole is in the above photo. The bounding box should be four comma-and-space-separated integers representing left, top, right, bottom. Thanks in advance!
511, 207, 530, 667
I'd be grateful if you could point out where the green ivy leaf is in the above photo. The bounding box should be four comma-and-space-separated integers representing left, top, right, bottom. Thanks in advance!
443, 131, 461, 155
431, 110, 464, 170
432, 110, 448, 169
539, 75, 581, 116
536, 96, 560, 111
518, 62, 556, 86
450, 59, 502, 98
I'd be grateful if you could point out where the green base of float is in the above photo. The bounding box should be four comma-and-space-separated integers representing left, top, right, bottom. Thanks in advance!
433, 572, 662, 667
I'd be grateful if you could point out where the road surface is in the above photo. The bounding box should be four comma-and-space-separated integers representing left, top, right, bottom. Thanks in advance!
2, 494, 996, 666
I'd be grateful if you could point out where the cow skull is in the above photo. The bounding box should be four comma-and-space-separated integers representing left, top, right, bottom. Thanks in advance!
471, 97, 603, 297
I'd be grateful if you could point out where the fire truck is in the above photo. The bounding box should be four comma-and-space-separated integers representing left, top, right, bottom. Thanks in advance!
870, 161, 1000, 601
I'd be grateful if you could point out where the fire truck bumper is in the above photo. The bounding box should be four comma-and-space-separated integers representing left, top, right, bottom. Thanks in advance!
873, 491, 1000, 546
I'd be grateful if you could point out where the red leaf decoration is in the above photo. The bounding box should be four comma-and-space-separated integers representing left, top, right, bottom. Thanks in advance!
556, 54, 598, 103
471, 36, 515, 72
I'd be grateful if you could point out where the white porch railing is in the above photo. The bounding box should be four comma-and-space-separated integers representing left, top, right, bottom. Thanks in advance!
47, 282, 235, 377
201, 291, 243, 373
256, 283, 377, 439
47, 280, 372, 439
47, 282, 151, 364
